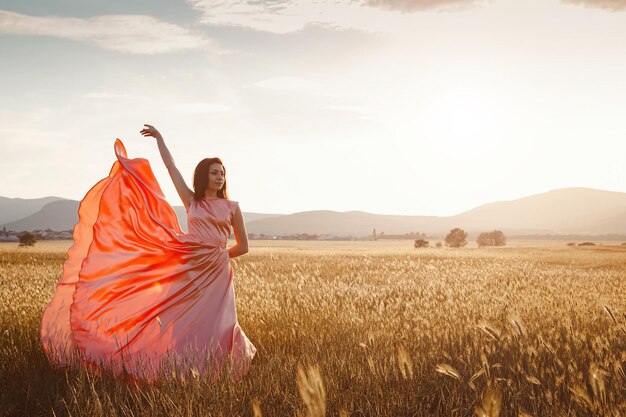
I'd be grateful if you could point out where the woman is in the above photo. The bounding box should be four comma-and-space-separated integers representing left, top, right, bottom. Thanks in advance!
40, 124, 256, 381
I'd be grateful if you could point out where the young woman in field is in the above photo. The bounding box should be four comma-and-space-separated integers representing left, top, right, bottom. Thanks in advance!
40, 124, 256, 381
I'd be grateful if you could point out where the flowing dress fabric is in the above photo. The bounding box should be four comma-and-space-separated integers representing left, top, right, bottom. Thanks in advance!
40, 139, 256, 380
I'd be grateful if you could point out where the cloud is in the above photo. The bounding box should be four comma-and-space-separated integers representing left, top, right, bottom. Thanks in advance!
365, 0, 482, 12
167, 102, 231, 114
185, 0, 478, 34
185, 0, 336, 33
325, 104, 381, 115
0, 9, 211, 54
560, 0, 626, 11
82, 91, 231, 114
83, 92, 135, 99
250, 76, 339, 97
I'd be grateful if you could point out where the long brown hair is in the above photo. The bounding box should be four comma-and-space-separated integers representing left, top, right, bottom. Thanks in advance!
193, 157, 229, 200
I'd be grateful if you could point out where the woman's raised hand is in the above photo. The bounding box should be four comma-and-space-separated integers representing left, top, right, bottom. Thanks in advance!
140, 124, 163, 140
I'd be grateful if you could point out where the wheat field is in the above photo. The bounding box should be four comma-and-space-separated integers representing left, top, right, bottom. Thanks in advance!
1, 240, 625, 417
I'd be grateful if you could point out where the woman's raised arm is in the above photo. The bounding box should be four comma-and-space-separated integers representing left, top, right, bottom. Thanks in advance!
140, 124, 194, 210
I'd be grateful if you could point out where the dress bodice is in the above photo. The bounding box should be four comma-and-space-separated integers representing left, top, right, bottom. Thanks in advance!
186, 197, 238, 247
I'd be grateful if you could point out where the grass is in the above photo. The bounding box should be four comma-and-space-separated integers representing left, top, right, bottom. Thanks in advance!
1, 240, 625, 416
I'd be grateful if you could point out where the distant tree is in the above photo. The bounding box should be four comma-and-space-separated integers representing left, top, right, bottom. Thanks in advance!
435, 241, 443, 248
477, 230, 506, 247
18, 231, 37, 247
414, 239, 429, 248
445, 228, 467, 248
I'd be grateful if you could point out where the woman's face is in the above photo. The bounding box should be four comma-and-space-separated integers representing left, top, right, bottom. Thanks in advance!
207, 162, 225, 191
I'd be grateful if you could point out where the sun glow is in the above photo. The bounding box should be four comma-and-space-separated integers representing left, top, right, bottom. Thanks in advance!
423, 88, 503, 155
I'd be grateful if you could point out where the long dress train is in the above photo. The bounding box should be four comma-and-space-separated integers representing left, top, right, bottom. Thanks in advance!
40, 139, 256, 381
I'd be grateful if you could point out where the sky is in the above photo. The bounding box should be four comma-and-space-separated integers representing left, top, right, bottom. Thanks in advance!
1, 0, 625, 216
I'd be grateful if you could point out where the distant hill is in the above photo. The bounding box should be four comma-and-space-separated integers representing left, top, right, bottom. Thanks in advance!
2, 200, 79, 231
2, 188, 625, 237
244, 187, 626, 237
0, 196, 66, 225
1, 198, 283, 233
245, 210, 445, 236
450, 188, 626, 234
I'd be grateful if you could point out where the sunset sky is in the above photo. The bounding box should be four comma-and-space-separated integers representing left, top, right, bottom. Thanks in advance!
1, 0, 625, 216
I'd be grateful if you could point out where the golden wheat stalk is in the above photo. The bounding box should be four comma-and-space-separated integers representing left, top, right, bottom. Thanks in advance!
474, 383, 502, 417
478, 323, 501, 342
396, 344, 414, 380
508, 314, 526, 337
251, 399, 263, 417
296, 364, 326, 417
569, 383, 594, 412
603, 304, 617, 324
588, 363, 607, 406
435, 363, 462, 382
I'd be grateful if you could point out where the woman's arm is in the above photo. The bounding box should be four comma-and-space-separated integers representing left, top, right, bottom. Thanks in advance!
228, 204, 249, 258
140, 124, 194, 210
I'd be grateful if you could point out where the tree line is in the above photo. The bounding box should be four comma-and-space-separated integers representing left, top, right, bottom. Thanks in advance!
414, 228, 506, 248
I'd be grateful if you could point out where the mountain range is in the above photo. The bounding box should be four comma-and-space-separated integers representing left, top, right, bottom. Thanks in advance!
1, 187, 625, 238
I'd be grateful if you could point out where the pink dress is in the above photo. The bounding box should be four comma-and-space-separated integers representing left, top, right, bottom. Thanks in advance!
40, 139, 256, 381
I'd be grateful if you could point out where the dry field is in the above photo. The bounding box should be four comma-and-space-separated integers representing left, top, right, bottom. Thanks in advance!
1, 240, 625, 416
